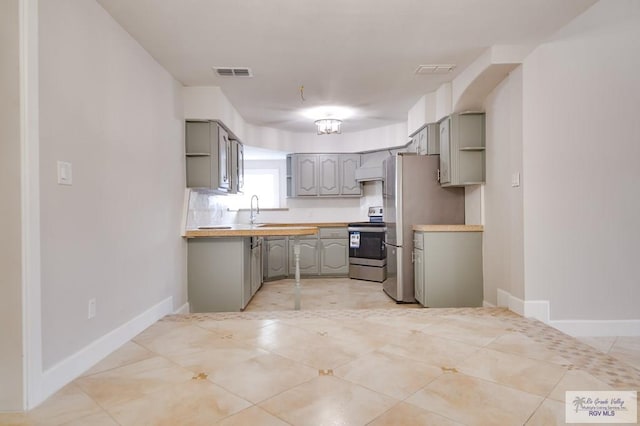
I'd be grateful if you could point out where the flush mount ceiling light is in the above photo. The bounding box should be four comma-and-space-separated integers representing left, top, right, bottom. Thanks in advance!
301, 106, 353, 135
315, 119, 342, 135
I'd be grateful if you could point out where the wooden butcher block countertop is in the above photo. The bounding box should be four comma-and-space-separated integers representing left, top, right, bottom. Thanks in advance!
184, 224, 320, 238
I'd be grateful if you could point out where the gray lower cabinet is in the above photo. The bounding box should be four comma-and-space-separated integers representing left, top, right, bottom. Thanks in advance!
250, 237, 263, 296
188, 238, 251, 312
414, 231, 483, 308
413, 234, 425, 305
319, 239, 349, 275
318, 227, 349, 275
288, 236, 320, 276
263, 228, 349, 280
264, 237, 288, 280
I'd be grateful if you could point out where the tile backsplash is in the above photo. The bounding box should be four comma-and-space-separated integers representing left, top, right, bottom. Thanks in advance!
185, 181, 383, 229
186, 190, 238, 229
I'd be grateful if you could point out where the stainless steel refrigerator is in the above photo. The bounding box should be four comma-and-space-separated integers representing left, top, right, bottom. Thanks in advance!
383, 153, 465, 302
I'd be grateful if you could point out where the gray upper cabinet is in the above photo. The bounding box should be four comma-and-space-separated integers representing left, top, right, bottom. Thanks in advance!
410, 123, 439, 156
217, 125, 231, 191
185, 120, 244, 193
295, 154, 319, 196
287, 153, 362, 197
319, 155, 340, 196
438, 112, 486, 187
339, 154, 362, 195
231, 139, 244, 194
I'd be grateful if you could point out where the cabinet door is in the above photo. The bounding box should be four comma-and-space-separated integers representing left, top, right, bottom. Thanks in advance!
417, 127, 427, 155
289, 238, 319, 275
439, 117, 451, 184
231, 140, 244, 193
265, 238, 287, 279
251, 242, 262, 296
188, 238, 248, 313
414, 247, 424, 305
426, 123, 439, 155
186, 121, 210, 154
339, 154, 362, 195
319, 239, 349, 275
296, 155, 318, 196
319, 155, 340, 196
217, 125, 231, 191
185, 122, 212, 189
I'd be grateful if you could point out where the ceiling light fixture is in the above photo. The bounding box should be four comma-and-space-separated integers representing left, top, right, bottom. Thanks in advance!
315, 119, 342, 135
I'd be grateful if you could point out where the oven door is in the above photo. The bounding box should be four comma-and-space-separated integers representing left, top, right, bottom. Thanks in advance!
348, 228, 386, 260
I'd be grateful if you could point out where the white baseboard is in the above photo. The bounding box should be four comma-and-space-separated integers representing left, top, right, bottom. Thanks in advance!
40, 297, 173, 403
174, 302, 190, 315
494, 288, 640, 337
524, 300, 550, 323
496, 288, 524, 316
496, 288, 511, 309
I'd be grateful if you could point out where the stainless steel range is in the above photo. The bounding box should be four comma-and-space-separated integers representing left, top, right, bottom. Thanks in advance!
348, 206, 387, 282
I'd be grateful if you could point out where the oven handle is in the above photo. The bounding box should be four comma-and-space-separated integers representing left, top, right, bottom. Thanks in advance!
348, 227, 387, 233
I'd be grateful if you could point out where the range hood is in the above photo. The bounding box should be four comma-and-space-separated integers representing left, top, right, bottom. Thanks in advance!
355, 163, 384, 182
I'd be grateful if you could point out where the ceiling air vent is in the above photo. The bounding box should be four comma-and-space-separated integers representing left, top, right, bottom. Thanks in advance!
213, 67, 253, 77
415, 64, 456, 75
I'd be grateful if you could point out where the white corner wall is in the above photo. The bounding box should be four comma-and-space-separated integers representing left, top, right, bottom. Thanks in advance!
0, 0, 25, 411
522, 0, 640, 322
482, 67, 525, 305
38, 0, 187, 374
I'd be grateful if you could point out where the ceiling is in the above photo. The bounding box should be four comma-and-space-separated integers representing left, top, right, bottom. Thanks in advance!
97, 0, 596, 134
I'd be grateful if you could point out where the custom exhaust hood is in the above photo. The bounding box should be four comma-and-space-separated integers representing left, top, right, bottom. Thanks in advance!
354, 163, 384, 182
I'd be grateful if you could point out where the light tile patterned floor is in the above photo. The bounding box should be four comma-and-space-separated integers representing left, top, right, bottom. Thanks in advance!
2, 278, 639, 425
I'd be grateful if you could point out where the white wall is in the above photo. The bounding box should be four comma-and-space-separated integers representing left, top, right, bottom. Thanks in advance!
184, 86, 409, 153
482, 67, 525, 304
38, 0, 187, 369
522, 0, 640, 320
0, 0, 24, 411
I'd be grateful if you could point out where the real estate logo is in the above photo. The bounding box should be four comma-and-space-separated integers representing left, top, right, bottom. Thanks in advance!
566, 391, 637, 423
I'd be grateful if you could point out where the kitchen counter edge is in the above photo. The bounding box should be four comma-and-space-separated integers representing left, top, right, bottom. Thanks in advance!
185, 226, 319, 238
413, 224, 484, 232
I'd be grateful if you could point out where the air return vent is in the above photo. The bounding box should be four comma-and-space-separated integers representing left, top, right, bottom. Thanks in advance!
415, 64, 456, 75
213, 67, 253, 77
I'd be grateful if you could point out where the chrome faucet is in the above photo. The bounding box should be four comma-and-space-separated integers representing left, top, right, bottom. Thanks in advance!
250, 194, 260, 224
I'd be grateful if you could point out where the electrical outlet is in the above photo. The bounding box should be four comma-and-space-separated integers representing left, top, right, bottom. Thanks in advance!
88, 298, 96, 319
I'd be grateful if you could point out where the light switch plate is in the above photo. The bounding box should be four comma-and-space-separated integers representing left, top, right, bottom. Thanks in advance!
57, 161, 72, 185
511, 172, 520, 187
